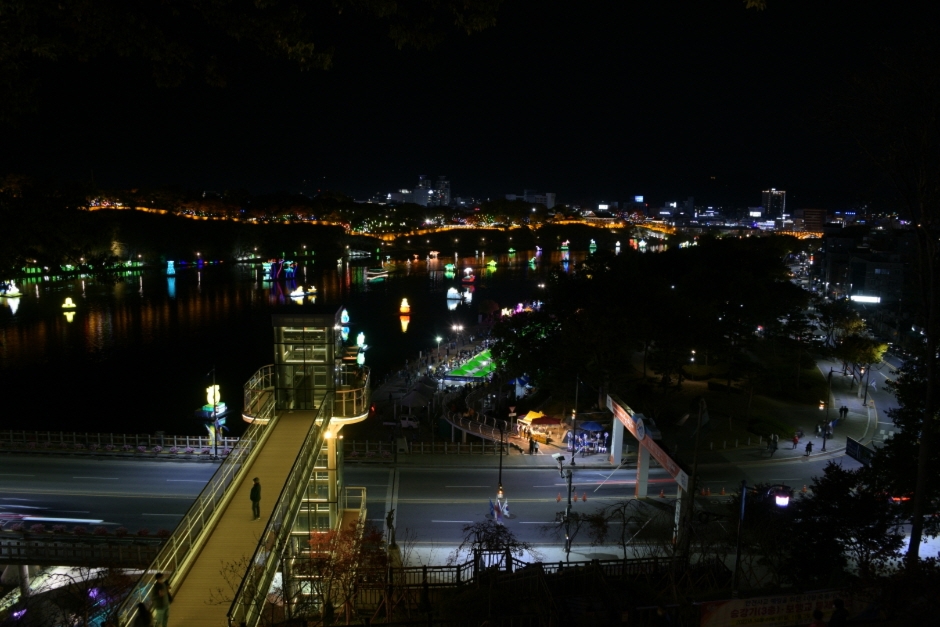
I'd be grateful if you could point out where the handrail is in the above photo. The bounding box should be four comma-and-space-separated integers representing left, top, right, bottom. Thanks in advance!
243, 364, 276, 421
115, 367, 282, 627
443, 412, 509, 444
335, 367, 370, 418
227, 394, 333, 627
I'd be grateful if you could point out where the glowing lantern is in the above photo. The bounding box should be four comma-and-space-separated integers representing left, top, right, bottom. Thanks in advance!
400, 315, 410, 333
62, 297, 76, 309
340, 309, 350, 324
400, 298, 411, 314
356, 332, 365, 347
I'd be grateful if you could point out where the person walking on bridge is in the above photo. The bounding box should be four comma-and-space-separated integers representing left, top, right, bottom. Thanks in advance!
251, 477, 262, 520
150, 573, 172, 627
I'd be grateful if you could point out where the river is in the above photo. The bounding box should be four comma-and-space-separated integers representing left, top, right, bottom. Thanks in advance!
0, 250, 586, 435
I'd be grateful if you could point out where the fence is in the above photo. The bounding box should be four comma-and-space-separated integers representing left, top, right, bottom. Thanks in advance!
443, 413, 511, 443
0, 430, 238, 450
0, 539, 160, 568
343, 440, 507, 456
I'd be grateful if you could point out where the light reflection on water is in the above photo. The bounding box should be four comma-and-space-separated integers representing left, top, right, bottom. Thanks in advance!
0, 252, 585, 433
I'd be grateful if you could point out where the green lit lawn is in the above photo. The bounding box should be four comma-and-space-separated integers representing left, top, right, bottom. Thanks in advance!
449, 349, 496, 378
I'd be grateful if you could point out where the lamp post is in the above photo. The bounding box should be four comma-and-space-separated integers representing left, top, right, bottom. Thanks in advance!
732, 481, 791, 596
570, 375, 579, 466
497, 424, 505, 502
436, 336, 443, 360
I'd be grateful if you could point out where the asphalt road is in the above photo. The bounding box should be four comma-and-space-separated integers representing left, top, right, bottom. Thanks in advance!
344, 456, 864, 548
1, 449, 864, 553
0, 455, 218, 533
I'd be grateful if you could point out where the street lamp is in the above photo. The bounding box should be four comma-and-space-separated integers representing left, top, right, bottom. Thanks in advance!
732, 481, 791, 596
436, 336, 443, 356
497, 424, 505, 501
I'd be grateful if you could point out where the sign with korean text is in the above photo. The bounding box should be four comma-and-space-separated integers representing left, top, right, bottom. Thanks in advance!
699, 590, 847, 627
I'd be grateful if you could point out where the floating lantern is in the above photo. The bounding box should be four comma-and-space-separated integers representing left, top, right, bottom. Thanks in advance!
341, 326, 350, 342
356, 332, 365, 347
62, 297, 76, 309
400, 298, 411, 314
341, 309, 350, 324
63, 310, 75, 322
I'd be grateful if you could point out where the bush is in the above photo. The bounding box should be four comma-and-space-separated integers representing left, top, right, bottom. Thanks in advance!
88, 443, 99, 451
152, 445, 163, 453
93, 526, 109, 536
201, 448, 211, 455
73, 442, 85, 449
59, 442, 70, 449
41, 441, 52, 448
29, 524, 46, 533
10, 523, 25, 532
26, 441, 37, 449
114, 527, 129, 537
136, 445, 147, 453
73, 526, 88, 535
222, 447, 232, 456
137, 529, 150, 537
169, 446, 179, 454
122, 444, 132, 451
156, 529, 171, 538
105, 444, 116, 451
184, 447, 195, 454
52, 524, 68, 533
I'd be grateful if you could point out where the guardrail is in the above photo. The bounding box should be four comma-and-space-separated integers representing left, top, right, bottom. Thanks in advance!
443, 413, 510, 443
343, 440, 507, 456
0, 430, 237, 450
243, 364, 276, 421
227, 394, 332, 627
115, 367, 283, 627
0, 539, 160, 567
335, 367, 371, 418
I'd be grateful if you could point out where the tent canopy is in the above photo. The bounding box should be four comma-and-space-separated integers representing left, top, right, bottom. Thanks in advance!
521, 410, 545, 421
530, 416, 561, 425
578, 421, 605, 432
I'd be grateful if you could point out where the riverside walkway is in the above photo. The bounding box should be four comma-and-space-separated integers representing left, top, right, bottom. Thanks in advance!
166, 410, 318, 627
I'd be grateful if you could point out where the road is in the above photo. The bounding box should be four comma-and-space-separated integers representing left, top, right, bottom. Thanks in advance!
0, 456, 217, 533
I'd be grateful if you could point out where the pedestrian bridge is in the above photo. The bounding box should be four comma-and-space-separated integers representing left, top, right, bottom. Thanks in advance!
115, 365, 371, 627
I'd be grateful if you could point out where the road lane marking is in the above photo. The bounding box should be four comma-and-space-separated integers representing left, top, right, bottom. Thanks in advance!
73, 477, 119, 480
431, 520, 473, 523
445, 485, 489, 488
142, 513, 180, 516
23, 516, 103, 524
0, 474, 35, 477
519, 522, 554, 524
166, 480, 206, 482
52, 510, 91, 513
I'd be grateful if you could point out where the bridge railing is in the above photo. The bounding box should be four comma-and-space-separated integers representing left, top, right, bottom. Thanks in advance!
443, 412, 509, 444
227, 394, 333, 627
335, 367, 371, 418
243, 364, 276, 422
0, 539, 161, 567
115, 366, 283, 627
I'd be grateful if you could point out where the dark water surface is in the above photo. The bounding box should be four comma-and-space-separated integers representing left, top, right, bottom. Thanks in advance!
0, 251, 581, 435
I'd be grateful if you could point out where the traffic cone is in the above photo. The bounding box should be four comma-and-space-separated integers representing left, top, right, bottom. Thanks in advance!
659, 489, 665, 498
706, 487, 712, 496
720, 487, 726, 496
700, 487, 706, 496
581, 493, 587, 502
556, 493, 561, 503
802, 485, 808, 494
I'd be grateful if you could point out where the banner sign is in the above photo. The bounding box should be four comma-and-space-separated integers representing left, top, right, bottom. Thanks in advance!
699, 590, 847, 627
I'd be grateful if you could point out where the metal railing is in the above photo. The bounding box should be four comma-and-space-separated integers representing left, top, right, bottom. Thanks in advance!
443, 412, 510, 443
227, 394, 332, 627
0, 539, 161, 567
243, 364, 276, 421
335, 367, 371, 418
0, 430, 237, 451
115, 368, 283, 627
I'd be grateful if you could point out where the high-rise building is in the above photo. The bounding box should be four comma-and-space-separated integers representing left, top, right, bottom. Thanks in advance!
433, 176, 451, 206
761, 188, 786, 218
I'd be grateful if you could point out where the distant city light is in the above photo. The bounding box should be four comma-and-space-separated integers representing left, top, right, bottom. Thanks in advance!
850, 295, 881, 303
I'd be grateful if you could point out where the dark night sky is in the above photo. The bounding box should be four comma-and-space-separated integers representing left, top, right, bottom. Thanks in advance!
2, 1, 938, 208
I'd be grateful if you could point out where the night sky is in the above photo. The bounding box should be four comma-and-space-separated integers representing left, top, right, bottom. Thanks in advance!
3, 1, 937, 208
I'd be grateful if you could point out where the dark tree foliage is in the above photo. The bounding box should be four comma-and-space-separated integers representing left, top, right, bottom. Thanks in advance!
489, 235, 806, 402
0, 0, 502, 121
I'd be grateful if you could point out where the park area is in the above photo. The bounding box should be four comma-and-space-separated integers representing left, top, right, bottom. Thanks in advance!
448, 349, 497, 379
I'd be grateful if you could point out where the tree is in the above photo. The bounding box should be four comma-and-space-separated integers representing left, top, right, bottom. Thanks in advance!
449, 520, 538, 566
835, 44, 940, 569
0, 0, 502, 122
